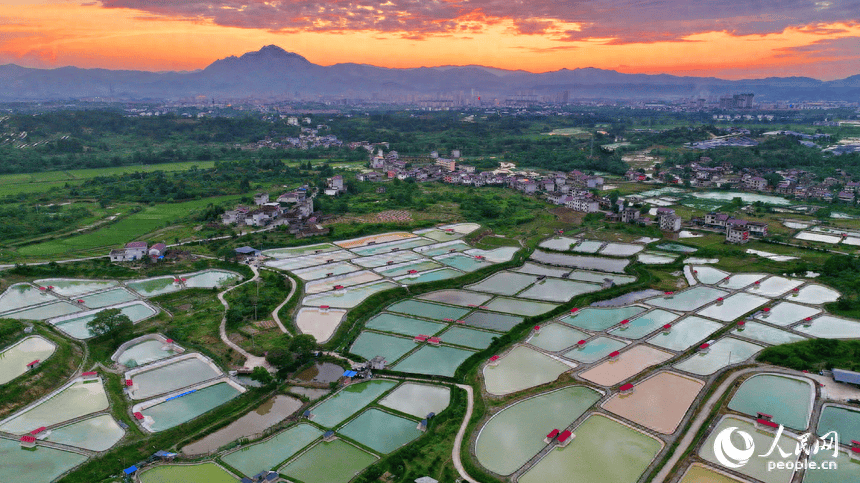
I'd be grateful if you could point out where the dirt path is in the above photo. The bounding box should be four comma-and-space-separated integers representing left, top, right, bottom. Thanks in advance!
217, 264, 271, 371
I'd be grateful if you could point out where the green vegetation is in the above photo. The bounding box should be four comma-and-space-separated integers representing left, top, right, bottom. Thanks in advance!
758, 339, 860, 372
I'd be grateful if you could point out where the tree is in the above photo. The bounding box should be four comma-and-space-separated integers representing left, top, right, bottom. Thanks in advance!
86, 308, 133, 343
249, 366, 274, 385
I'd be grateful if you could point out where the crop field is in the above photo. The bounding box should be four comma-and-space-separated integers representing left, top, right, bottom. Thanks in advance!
14, 195, 240, 258
0, 161, 218, 196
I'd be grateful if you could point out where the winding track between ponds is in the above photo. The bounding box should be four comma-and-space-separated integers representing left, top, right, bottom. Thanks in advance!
263, 267, 294, 335
217, 264, 270, 371
453, 383, 480, 483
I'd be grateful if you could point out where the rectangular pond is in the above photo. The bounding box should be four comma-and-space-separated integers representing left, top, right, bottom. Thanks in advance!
0, 379, 109, 434
338, 408, 422, 454
527, 324, 589, 352
745, 276, 803, 298
2, 301, 81, 321
728, 374, 814, 430
435, 253, 495, 272
754, 301, 821, 326
80, 288, 137, 308
514, 262, 571, 278
530, 250, 629, 273
796, 231, 842, 244
347, 237, 430, 256
351, 250, 423, 268
365, 313, 446, 337
817, 405, 860, 445
349, 332, 417, 363
700, 416, 797, 483
386, 300, 469, 321
732, 322, 807, 345
279, 439, 377, 483
796, 315, 860, 339
293, 262, 361, 281
34, 279, 118, 297
378, 383, 451, 419
420, 228, 464, 242
391, 345, 476, 377
564, 337, 627, 363
438, 326, 498, 349
415, 240, 472, 257
0, 283, 57, 313
609, 309, 680, 339
646, 316, 724, 352
263, 243, 337, 258
804, 449, 860, 483
310, 380, 397, 428
396, 268, 463, 285
483, 297, 558, 317
539, 236, 580, 251
483, 346, 572, 396
475, 386, 601, 476
462, 311, 523, 332
181, 270, 241, 289
417, 289, 493, 307
305, 271, 383, 294
517, 278, 601, 303
697, 292, 770, 322
141, 382, 242, 432
579, 345, 675, 387
47, 414, 125, 452
295, 307, 347, 343
720, 273, 766, 290
302, 281, 397, 308
654, 243, 697, 253
128, 356, 222, 400
50, 302, 157, 339
126, 276, 180, 297
116, 339, 178, 367
467, 272, 538, 296
0, 335, 57, 385
599, 242, 644, 257
602, 371, 704, 434
0, 437, 88, 483
567, 270, 636, 285
572, 240, 603, 253
519, 413, 663, 483
375, 260, 443, 278
560, 306, 647, 332
646, 286, 728, 312
221, 423, 322, 477
266, 250, 356, 271
673, 337, 764, 375
139, 463, 237, 483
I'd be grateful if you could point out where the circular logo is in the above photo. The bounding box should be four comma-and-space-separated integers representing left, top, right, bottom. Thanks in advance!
713, 426, 755, 469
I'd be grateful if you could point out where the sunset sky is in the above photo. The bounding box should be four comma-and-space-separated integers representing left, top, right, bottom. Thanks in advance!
2, 0, 859, 79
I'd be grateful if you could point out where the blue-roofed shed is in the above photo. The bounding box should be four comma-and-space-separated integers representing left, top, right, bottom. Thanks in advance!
343, 370, 357, 378
123, 465, 138, 475
235, 246, 262, 256
833, 368, 860, 385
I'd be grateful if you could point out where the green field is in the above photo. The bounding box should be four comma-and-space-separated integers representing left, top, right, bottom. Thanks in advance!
14, 195, 240, 258
0, 161, 218, 196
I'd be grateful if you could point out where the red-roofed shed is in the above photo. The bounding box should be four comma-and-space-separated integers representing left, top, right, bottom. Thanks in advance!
133, 412, 144, 420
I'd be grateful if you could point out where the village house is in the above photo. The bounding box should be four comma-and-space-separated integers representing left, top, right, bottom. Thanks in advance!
656, 208, 682, 232
109, 241, 149, 262
253, 193, 269, 205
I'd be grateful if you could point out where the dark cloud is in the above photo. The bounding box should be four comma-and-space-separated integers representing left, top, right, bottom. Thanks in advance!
100, 0, 860, 42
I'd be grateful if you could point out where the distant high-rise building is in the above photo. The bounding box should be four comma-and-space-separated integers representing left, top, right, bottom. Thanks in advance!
720, 93, 754, 109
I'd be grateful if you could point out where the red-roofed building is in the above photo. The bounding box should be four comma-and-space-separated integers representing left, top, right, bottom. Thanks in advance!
81, 371, 98, 379
557, 430, 574, 446
427, 337, 441, 346
619, 383, 634, 395
608, 351, 620, 359
20, 435, 36, 447
414, 335, 429, 342
26, 360, 40, 370
133, 412, 144, 420
545, 429, 560, 443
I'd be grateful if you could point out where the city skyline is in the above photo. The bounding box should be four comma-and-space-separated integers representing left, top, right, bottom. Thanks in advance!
1, 0, 859, 80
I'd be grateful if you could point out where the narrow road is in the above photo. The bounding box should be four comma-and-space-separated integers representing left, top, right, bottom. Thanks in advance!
452, 383, 480, 483
264, 267, 295, 335
217, 264, 271, 371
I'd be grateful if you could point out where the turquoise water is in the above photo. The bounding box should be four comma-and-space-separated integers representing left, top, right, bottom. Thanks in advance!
418, 241, 471, 257
387, 300, 469, 320
567, 270, 636, 285
647, 316, 724, 351
462, 311, 523, 331
392, 345, 476, 377
48, 414, 125, 451
310, 380, 397, 428
475, 386, 601, 475
818, 406, 860, 444
116, 339, 176, 367
700, 416, 796, 483
376, 260, 442, 277
483, 346, 572, 396
797, 315, 860, 339
365, 313, 446, 337
673, 338, 763, 375
436, 253, 494, 272
518, 278, 601, 303
349, 332, 417, 363
697, 292, 769, 322
753, 301, 820, 327
302, 281, 397, 308
438, 327, 498, 349
609, 309, 680, 339
646, 286, 727, 312
572, 240, 603, 253
35, 279, 118, 297
0, 437, 88, 483
143, 383, 242, 432
398, 268, 463, 285
294, 262, 360, 280
728, 374, 814, 430
0, 283, 56, 313
0, 379, 109, 434
3, 301, 81, 320
222, 424, 322, 477
182, 270, 241, 288
350, 238, 432, 256
80, 288, 136, 308
654, 243, 697, 253
278, 439, 377, 483
0, 336, 57, 385
126, 277, 179, 297
528, 324, 589, 352
804, 449, 860, 483
338, 408, 422, 453
530, 250, 630, 272
351, 251, 423, 268
515, 263, 571, 278
564, 337, 627, 363
51, 303, 156, 339
560, 306, 647, 332
732, 322, 807, 345
378, 383, 451, 419
130, 357, 221, 400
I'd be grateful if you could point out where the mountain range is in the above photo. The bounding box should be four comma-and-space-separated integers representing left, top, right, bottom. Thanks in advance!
1, 45, 859, 102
